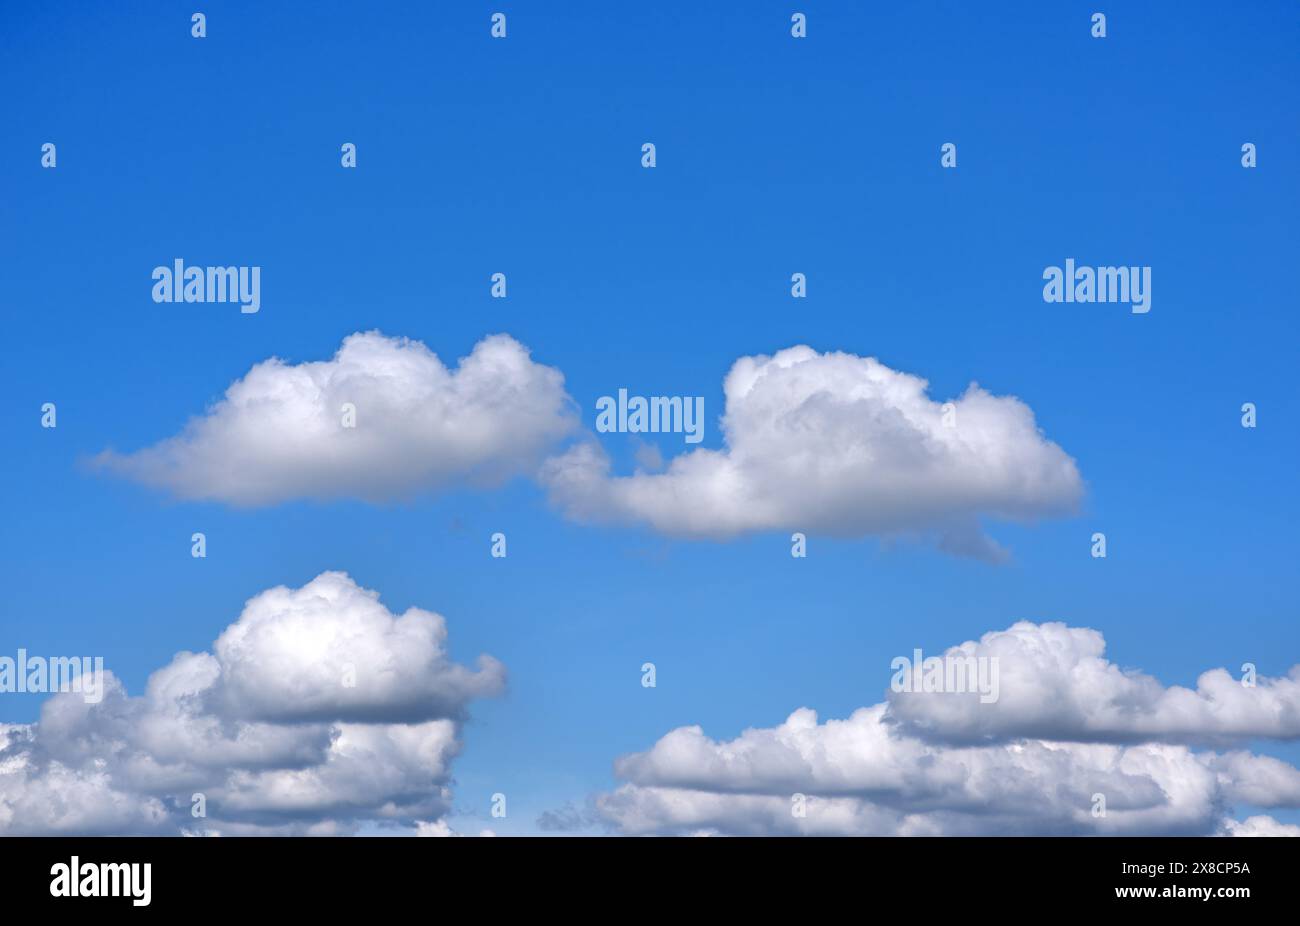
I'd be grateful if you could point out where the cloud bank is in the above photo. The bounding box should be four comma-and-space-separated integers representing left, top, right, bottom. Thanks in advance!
544, 345, 1083, 558
95, 333, 1079, 558
0, 572, 504, 835
595, 622, 1300, 836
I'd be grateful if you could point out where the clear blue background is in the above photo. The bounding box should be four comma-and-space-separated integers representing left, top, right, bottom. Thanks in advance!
2, 1, 1297, 832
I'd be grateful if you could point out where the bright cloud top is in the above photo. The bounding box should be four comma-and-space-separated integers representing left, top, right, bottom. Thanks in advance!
0, 572, 503, 835
543, 345, 1083, 557
596, 621, 1300, 836
95, 332, 577, 505
213, 570, 504, 723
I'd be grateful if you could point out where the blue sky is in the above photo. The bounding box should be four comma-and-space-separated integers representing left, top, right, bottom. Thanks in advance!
2, 2, 1298, 835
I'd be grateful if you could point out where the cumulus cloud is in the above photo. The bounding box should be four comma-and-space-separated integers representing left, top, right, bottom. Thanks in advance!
0, 572, 503, 835
92, 334, 1080, 559
886, 621, 1300, 745
595, 622, 1300, 836
95, 332, 577, 505
543, 345, 1082, 558
212, 571, 504, 723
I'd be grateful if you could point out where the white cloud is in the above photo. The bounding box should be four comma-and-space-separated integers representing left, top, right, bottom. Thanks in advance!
595, 622, 1300, 836
1222, 815, 1300, 837
213, 571, 505, 723
415, 820, 496, 837
886, 621, 1300, 745
96, 332, 577, 505
1208, 752, 1300, 807
0, 573, 503, 835
543, 345, 1082, 558
93, 335, 1080, 560
211, 721, 462, 823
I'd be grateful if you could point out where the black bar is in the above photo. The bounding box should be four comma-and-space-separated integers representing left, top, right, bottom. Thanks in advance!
1, 835, 1286, 912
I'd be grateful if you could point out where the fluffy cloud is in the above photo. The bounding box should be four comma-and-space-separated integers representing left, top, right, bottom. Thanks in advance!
93, 334, 1080, 559
887, 621, 1300, 745
212, 571, 504, 723
0, 572, 503, 835
543, 345, 1082, 558
595, 622, 1300, 836
96, 332, 577, 505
